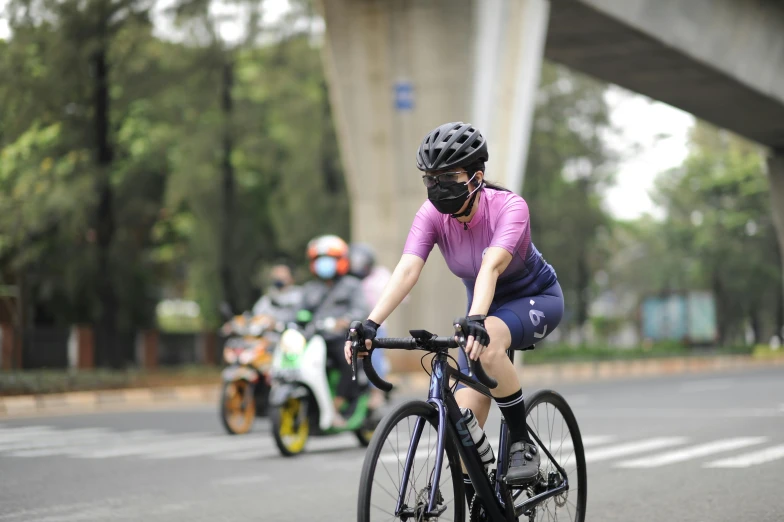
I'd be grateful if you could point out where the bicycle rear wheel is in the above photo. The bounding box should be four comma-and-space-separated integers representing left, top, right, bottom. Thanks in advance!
521, 389, 587, 522
357, 400, 465, 522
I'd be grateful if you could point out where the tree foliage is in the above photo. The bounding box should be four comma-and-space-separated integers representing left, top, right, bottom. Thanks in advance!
651, 124, 780, 344
608, 123, 781, 346
524, 62, 617, 340
0, 0, 347, 366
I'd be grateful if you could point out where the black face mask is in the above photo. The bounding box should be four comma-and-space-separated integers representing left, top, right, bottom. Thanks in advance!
427, 173, 482, 216
272, 279, 286, 290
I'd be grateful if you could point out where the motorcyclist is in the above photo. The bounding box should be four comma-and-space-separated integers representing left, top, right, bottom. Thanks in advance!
348, 243, 392, 410
300, 235, 369, 428
251, 263, 303, 326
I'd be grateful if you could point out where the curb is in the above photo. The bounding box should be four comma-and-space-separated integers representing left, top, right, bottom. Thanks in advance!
387, 353, 784, 392
0, 385, 221, 418
2, 354, 782, 418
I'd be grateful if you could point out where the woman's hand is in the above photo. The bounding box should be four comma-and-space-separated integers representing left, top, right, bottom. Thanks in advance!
343, 319, 379, 364
458, 316, 490, 361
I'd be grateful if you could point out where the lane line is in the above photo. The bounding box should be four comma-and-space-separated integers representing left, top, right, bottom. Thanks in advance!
143, 436, 275, 459
212, 474, 271, 486
0, 426, 56, 443
704, 444, 784, 468
584, 437, 688, 463
217, 435, 358, 460
615, 437, 768, 468
0, 428, 112, 452
679, 379, 734, 393
78, 432, 215, 458
2, 430, 171, 458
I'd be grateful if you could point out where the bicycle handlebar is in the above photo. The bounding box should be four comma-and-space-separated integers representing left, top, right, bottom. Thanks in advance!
348, 319, 498, 392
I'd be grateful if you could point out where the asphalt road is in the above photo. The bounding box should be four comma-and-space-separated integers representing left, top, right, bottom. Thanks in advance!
0, 366, 782, 521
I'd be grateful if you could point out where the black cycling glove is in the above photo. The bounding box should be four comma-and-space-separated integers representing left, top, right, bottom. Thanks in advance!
348, 319, 380, 350
462, 315, 490, 346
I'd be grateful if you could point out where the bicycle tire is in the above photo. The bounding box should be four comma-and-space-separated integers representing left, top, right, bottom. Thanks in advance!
357, 400, 466, 522
522, 389, 587, 522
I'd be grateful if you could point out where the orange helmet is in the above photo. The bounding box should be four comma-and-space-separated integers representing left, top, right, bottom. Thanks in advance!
306, 235, 350, 277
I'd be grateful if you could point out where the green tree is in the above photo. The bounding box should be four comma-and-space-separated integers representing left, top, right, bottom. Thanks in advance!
650, 123, 780, 345
1, 0, 177, 366
524, 62, 617, 341
160, 1, 348, 324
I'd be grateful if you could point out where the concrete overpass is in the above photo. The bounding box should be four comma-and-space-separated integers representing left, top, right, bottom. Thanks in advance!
316, 0, 784, 342
546, 0, 784, 149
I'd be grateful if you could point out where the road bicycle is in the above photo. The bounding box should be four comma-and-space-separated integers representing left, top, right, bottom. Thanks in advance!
348, 319, 587, 521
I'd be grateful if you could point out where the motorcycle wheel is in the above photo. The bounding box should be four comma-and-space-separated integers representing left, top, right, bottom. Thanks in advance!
220, 380, 256, 435
254, 379, 271, 417
354, 426, 374, 447
353, 404, 379, 447
271, 397, 309, 457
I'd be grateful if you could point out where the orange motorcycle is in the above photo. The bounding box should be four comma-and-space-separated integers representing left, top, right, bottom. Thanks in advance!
218, 310, 281, 435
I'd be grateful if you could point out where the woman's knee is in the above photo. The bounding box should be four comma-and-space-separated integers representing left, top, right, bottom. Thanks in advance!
479, 317, 511, 367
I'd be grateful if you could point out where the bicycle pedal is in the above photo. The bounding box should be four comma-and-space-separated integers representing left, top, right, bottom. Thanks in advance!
502, 474, 537, 487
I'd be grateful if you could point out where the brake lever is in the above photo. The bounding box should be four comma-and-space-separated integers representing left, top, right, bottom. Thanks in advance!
349, 327, 360, 381
453, 321, 474, 379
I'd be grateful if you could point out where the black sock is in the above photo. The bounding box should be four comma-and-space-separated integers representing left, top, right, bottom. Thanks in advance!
495, 389, 533, 444
463, 474, 475, 505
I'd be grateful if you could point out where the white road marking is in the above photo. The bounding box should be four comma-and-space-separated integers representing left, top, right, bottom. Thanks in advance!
679, 379, 734, 393
584, 437, 688, 463
704, 444, 784, 468
0, 426, 56, 443
377, 434, 618, 465
215, 434, 357, 460
577, 408, 783, 419
0, 428, 112, 451
485, 434, 616, 458
78, 432, 215, 458
379, 450, 431, 464
213, 448, 278, 460
143, 435, 273, 459
212, 474, 271, 486
616, 437, 768, 468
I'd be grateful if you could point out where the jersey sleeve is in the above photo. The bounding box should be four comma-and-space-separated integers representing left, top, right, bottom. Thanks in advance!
403, 201, 439, 261
489, 195, 531, 258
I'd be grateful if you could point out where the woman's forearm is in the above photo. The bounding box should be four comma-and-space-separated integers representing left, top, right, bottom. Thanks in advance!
368, 255, 423, 325
468, 264, 501, 316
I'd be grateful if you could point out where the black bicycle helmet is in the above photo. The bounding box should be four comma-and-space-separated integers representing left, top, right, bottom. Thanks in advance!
348, 243, 376, 279
416, 122, 489, 172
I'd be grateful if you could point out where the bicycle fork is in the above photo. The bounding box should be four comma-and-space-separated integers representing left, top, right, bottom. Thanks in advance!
393, 406, 449, 518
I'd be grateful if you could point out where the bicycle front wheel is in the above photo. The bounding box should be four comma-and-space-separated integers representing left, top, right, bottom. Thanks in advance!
357, 400, 465, 522
523, 389, 587, 522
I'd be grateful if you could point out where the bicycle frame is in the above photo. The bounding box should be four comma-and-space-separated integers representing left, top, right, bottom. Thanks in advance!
394, 350, 570, 521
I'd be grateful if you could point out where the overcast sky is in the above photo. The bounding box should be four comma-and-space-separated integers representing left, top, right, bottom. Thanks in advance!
603, 87, 694, 220
0, 0, 694, 220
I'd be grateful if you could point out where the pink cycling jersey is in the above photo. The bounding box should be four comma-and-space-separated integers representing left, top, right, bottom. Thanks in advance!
403, 188, 557, 300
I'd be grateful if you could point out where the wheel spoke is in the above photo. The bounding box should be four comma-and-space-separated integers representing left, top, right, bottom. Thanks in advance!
370, 502, 396, 517
361, 404, 463, 522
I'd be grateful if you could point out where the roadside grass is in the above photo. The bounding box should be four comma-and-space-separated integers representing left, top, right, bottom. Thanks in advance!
0, 365, 221, 396
1, 343, 772, 395
519, 341, 755, 365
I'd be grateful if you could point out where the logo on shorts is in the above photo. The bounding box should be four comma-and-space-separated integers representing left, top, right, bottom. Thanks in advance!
530, 309, 548, 339
482, 248, 488, 258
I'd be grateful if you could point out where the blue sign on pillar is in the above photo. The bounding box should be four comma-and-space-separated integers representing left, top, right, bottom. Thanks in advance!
394, 81, 414, 111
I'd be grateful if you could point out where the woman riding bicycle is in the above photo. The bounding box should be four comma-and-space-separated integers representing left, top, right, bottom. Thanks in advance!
344, 121, 564, 487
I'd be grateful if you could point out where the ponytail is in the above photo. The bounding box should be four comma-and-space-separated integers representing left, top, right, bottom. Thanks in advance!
465, 161, 511, 192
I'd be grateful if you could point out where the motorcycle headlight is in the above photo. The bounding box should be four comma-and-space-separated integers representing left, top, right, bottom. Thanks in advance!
279, 329, 307, 357
223, 347, 238, 364
248, 323, 263, 336
239, 349, 255, 365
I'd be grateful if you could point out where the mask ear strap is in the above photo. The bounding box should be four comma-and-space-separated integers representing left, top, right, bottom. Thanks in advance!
450, 181, 483, 219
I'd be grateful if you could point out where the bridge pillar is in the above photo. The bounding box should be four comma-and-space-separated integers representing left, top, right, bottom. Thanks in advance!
318, 0, 549, 339
768, 152, 784, 331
